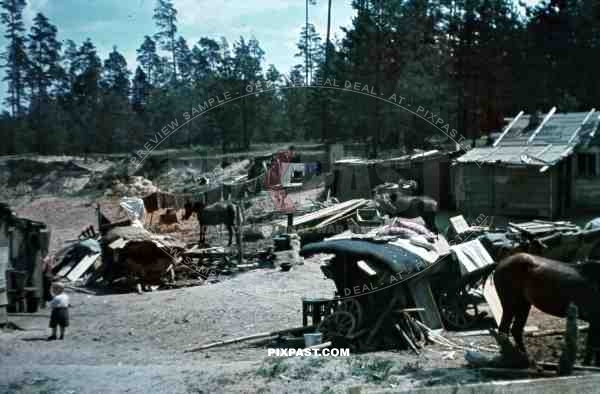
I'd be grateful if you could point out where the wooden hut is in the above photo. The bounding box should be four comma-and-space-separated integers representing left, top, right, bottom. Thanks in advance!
453, 109, 600, 218
331, 150, 456, 209
0, 203, 50, 318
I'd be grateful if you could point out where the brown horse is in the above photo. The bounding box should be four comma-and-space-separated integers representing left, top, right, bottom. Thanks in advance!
183, 200, 243, 246
375, 192, 439, 234
470, 253, 600, 365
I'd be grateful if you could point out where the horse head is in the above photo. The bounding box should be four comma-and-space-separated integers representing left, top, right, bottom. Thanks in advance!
183, 201, 205, 220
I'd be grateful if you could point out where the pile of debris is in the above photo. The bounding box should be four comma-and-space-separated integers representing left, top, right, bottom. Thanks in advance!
50, 203, 281, 292
103, 176, 158, 197
0, 159, 93, 199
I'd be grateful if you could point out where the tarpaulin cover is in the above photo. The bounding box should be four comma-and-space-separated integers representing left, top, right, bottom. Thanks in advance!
79, 238, 101, 254
120, 197, 145, 222
300, 239, 429, 275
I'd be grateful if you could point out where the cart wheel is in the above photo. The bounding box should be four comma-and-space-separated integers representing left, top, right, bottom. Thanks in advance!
319, 311, 357, 338
437, 288, 481, 330
339, 298, 363, 327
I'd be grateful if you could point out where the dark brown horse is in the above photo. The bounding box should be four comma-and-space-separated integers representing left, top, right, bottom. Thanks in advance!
183, 200, 243, 246
470, 253, 600, 365
375, 192, 439, 234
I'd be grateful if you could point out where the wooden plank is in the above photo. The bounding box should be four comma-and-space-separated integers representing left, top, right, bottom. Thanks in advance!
66, 253, 101, 282
450, 240, 502, 324
57, 262, 75, 277
449, 215, 470, 235
454, 326, 538, 337
527, 106, 556, 145
493, 110, 524, 147
315, 200, 368, 228
275, 199, 366, 227
407, 278, 444, 330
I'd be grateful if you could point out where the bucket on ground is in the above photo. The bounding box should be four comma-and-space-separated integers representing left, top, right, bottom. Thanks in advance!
304, 332, 322, 347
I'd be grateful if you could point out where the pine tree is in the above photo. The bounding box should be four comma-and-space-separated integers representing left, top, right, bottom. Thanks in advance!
1, 0, 28, 117
295, 23, 323, 83
233, 37, 264, 149
27, 13, 61, 101
153, 0, 178, 82
27, 12, 62, 153
102, 46, 130, 97
132, 66, 148, 113
174, 36, 192, 83
71, 39, 102, 151
136, 35, 161, 86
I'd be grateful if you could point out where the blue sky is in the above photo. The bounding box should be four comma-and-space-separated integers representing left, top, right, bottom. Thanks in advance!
3, 0, 540, 89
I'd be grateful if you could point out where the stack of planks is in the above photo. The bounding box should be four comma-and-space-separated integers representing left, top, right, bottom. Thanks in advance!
508, 220, 579, 237
275, 199, 369, 230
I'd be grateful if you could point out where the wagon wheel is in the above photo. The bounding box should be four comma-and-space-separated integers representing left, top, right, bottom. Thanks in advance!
318, 311, 357, 339
339, 298, 364, 328
437, 286, 481, 330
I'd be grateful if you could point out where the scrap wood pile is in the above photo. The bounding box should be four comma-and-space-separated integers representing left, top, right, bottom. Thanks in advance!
273, 199, 372, 244
480, 219, 600, 262
299, 228, 452, 353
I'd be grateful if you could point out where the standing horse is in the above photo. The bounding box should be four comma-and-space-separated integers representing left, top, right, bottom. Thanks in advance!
469, 253, 600, 365
390, 193, 439, 234
183, 200, 243, 246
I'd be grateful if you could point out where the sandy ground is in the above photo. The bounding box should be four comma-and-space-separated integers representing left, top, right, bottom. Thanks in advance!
1, 258, 492, 394
0, 195, 587, 393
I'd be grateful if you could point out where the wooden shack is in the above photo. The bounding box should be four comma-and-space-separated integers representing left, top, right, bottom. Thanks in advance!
0, 203, 50, 319
331, 150, 456, 209
453, 109, 600, 218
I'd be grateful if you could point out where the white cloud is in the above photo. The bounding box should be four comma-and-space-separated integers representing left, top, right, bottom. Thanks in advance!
23, 0, 50, 23
174, 0, 298, 27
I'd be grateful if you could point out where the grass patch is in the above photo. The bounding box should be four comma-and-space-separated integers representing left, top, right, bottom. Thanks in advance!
349, 357, 395, 383
257, 358, 289, 379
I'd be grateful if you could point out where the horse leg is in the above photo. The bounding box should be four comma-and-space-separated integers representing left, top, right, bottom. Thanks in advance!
498, 306, 514, 339
511, 302, 532, 354
227, 224, 233, 246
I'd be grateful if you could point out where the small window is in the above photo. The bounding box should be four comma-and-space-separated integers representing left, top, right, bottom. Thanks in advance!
578, 153, 598, 177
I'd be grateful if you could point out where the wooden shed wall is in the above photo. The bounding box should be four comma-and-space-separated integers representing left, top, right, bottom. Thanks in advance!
574, 178, 600, 208
333, 158, 452, 208
456, 164, 557, 218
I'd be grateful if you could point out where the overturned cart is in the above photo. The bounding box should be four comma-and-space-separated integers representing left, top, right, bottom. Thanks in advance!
300, 237, 454, 352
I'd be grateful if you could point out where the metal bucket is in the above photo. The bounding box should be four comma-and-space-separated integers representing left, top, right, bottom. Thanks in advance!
304, 332, 322, 347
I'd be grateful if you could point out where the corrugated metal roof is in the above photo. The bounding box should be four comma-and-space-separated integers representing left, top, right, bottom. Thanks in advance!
335, 149, 446, 166
500, 111, 599, 146
458, 110, 600, 166
457, 144, 573, 165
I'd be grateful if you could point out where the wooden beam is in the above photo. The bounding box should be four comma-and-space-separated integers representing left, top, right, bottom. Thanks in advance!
568, 108, 596, 144
527, 107, 557, 145
493, 110, 524, 147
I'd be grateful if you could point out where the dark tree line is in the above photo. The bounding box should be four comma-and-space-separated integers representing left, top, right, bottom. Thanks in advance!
1, 0, 599, 155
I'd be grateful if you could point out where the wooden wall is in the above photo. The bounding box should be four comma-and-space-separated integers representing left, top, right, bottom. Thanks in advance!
333, 157, 452, 208
574, 178, 600, 209
571, 148, 600, 210
456, 164, 557, 218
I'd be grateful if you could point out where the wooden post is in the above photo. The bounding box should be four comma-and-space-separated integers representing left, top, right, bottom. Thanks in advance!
287, 213, 294, 233
559, 303, 578, 375
0, 240, 8, 325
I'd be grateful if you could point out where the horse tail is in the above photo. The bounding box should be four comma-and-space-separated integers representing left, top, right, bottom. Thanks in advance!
459, 262, 499, 288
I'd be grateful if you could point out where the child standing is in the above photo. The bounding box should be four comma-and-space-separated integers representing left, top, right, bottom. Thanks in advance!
48, 282, 69, 340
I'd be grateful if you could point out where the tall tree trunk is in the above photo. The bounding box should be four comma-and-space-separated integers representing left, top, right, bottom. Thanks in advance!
321, 0, 332, 143
305, 0, 309, 85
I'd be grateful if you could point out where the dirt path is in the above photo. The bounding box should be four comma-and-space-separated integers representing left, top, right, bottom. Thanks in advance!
2, 257, 499, 394
1, 195, 578, 393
